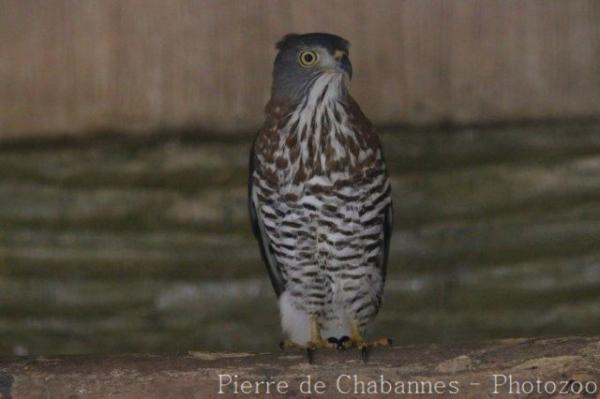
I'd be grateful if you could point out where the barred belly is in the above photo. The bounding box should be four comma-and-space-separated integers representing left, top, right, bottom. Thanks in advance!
252, 72, 391, 345
260, 176, 388, 344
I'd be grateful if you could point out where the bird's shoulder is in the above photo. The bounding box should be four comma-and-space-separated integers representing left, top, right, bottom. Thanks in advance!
344, 95, 382, 151
252, 99, 294, 159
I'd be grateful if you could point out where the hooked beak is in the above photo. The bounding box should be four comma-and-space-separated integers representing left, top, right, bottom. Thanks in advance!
334, 50, 352, 80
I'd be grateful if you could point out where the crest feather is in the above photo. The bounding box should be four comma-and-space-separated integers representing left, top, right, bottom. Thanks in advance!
276, 34, 301, 50
275, 33, 350, 52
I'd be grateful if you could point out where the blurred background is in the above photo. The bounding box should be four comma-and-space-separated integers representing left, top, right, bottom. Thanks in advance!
0, 0, 599, 356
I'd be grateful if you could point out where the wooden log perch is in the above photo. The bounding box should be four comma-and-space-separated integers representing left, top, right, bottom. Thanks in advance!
1, 337, 599, 398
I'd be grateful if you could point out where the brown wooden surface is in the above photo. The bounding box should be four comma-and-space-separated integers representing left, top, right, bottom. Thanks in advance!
1, 0, 599, 140
0, 337, 599, 398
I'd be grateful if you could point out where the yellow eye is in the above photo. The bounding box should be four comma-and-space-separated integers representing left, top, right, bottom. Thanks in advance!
298, 50, 319, 67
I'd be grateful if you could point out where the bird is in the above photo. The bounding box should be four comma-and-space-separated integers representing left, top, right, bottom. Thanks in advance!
248, 33, 393, 359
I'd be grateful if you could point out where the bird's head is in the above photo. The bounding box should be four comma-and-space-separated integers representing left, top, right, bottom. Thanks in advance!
271, 32, 352, 102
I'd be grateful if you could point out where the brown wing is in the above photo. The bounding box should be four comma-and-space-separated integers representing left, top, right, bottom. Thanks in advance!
248, 141, 287, 298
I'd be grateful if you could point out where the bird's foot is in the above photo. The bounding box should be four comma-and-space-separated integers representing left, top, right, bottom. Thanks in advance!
348, 336, 393, 363
340, 322, 394, 363
279, 338, 336, 363
279, 339, 301, 350
335, 335, 392, 349
279, 338, 336, 350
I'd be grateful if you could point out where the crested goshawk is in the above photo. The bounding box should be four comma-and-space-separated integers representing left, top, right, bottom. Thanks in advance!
249, 33, 393, 357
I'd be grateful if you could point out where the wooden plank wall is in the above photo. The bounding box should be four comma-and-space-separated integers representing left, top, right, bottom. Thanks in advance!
1, 122, 600, 354
0, 0, 599, 140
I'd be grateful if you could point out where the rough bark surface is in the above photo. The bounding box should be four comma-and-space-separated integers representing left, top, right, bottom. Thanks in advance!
0, 337, 599, 398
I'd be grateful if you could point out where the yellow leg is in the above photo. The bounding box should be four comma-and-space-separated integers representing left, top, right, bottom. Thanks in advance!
344, 320, 393, 349
307, 316, 335, 348
279, 316, 335, 350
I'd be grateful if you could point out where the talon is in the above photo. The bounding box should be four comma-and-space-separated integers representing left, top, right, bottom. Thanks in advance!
281, 316, 336, 363
306, 348, 314, 364
280, 339, 303, 350
361, 346, 369, 363
346, 321, 392, 360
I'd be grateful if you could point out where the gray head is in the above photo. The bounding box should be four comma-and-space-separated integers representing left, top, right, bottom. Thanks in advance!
271, 33, 352, 103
